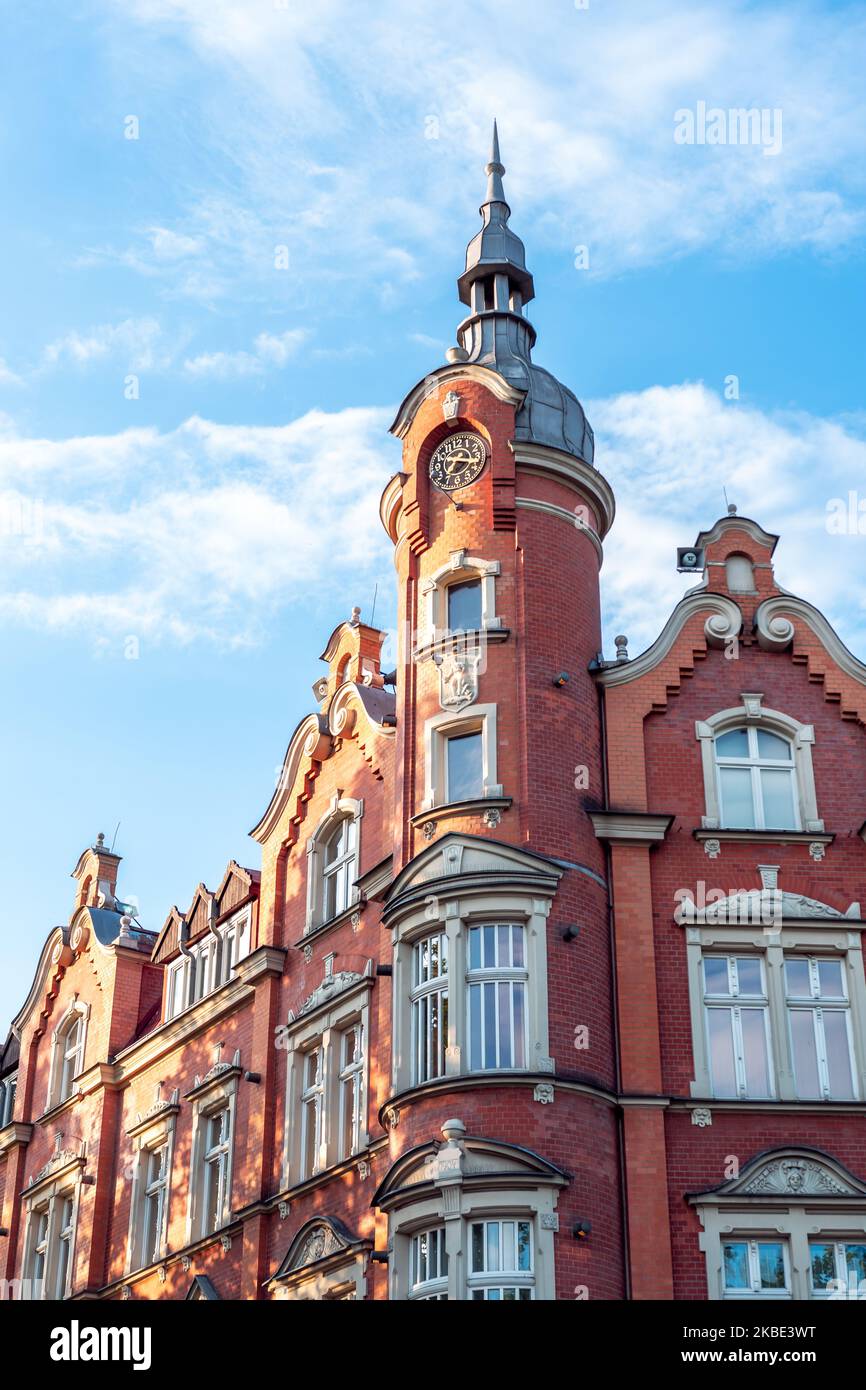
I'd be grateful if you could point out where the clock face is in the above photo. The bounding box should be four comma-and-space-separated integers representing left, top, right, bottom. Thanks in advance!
428, 432, 487, 493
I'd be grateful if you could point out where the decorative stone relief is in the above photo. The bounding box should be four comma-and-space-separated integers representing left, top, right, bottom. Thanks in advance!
220, 1234, 232, 1252
435, 644, 482, 713
809, 842, 826, 861
296, 1225, 344, 1267
442, 390, 460, 420
181, 1255, 191, 1272
422, 820, 437, 842
357, 1159, 371, 1180
703, 839, 721, 860
278, 1201, 290, 1220
533, 1082, 554, 1105
741, 1158, 853, 1196
482, 807, 502, 829
540, 1214, 560, 1231
303, 943, 313, 964
691, 1107, 712, 1128
384, 1105, 400, 1130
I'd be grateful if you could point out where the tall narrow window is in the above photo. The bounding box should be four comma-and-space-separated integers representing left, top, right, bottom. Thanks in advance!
31, 1208, 49, 1291
703, 956, 772, 1098
411, 933, 449, 1083
785, 957, 855, 1100
300, 1047, 324, 1179
322, 818, 357, 922
447, 579, 482, 635
410, 1227, 449, 1301
467, 924, 527, 1070
338, 1024, 364, 1161
142, 1146, 169, 1266
202, 1109, 230, 1235
56, 1015, 84, 1105
54, 1197, 74, 1299
445, 730, 483, 803
468, 1219, 534, 1300
722, 1239, 790, 1298
714, 727, 798, 830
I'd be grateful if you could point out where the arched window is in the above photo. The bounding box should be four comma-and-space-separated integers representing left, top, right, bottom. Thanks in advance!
49, 1002, 88, 1110
725, 552, 756, 593
305, 797, 364, 933
714, 726, 798, 830
322, 817, 357, 922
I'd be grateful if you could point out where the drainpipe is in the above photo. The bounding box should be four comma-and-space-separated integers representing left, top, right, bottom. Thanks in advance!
596, 675, 632, 1301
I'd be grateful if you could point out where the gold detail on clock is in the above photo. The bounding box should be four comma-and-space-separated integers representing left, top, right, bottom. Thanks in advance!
428, 432, 487, 492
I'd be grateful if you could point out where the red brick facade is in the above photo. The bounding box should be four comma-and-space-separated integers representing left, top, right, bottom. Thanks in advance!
1, 142, 865, 1305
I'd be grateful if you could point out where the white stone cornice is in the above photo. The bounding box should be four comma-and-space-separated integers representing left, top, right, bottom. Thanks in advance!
755, 594, 866, 685
595, 593, 743, 687
389, 364, 525, 440
250, 713, 331, 844
589, 812, 674, 844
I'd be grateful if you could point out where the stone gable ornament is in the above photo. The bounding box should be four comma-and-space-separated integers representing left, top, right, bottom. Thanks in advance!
435, 642, 482, 712
442, 390, 460, 420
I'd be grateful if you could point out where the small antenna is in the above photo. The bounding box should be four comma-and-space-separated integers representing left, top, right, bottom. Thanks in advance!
110, 821, 121, 854
723, 485, 730, 512
370, 582, 378, 628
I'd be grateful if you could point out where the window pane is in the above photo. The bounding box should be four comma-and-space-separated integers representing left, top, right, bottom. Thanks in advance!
760, 769, 797, 829
756, 730, 791, 760
486, 1223, 500, 1272
511, 926, 525, 968
785, 959, 811, 997
471, 1223, 484, 1273
845, 1245, 866, 1287
513, 984, 526, 1067
716, 729, 749, 757
790, 1009, 821, 1098
498, 982, 512, 1067
810, 1243, 836, 1291
469, 982, 482, 1070
719, 767, 755, 828
447, 579, 482, 633
446, 731, 483, 802
758, 1243, 786, 1289
703, 957, 730, 995
736, 958, 763, 997
723, 1242, 749, 1289
517, 1222, 531, 1272
817, 959, 844, 998
483, 924, 495, 968
741, 1009, 770, 1095
484, 982, 496, 1068
469, 928, 481, 970
707, 1010, 737, 1097
823, 1010, 854, 1099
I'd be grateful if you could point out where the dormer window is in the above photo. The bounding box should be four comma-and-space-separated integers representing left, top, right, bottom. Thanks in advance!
715, 727, 798, 830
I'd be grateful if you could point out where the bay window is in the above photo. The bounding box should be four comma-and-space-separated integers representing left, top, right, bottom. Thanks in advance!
410, 1227, 449, 1301
468, 1218, 534, 1300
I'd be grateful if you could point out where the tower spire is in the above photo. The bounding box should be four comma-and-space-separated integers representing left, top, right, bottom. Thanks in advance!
484, 118, 507, 207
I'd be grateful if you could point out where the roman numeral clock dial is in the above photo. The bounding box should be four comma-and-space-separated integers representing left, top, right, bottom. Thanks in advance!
428, 432, 487, 492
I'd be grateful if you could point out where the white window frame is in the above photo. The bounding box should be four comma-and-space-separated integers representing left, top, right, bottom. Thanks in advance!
300, 1045, 325, 1181
411, 931, 449, 1085
720, 1237, 791, 1300
304, 796, 364, 934
682, 923, 866, 1102
467, 1217, 535, 1300
702, 954, 775, 1099
338, 1022, 365, 1163
0, 1071, 17, 1127
125, 1094, 178, 1273
808, 1239, 866, 1298
21, 1174, 81, 1301
391, 1198, 556, 1302
418, 550, 502, 651
422, 704, 501, 811
282, 979, 372, 1188
466, 923, 529, 1072
214, 908, 251, 988
714, 725, 799, 831
47, 1000, 89, 1110
695, 697, 823, 832
409, 1227, 449, 1301
186, 1067, 239, 1244
785, 956, 856, 1101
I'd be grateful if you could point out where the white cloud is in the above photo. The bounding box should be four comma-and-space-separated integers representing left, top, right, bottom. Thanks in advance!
592, 382, 866, 657
183, 327, 308, 377
105, 0, 866, 291
0, 406, 395, 646
0, 359, 24, 388
43, 318, 168, 371
0, 388, 863, 662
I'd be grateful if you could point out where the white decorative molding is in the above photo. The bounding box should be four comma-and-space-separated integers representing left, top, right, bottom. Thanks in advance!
389, 363, 525, 440
533, 1082, 554, 1105
704, 839, 721, 860
695, 700, 824, 834
755, 594, 866, 686
596, 594, 743, 687
741, 1158, 856, 1197
809, 841, 826, 861
691, 1107, 712, 1128
436, 644, 482, 712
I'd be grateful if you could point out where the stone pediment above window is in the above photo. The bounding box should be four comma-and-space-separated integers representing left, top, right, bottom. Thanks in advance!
373, 1122, 567, 1212
290, 961, 373, 1022
676, 889, 862, 927
691, 1148, 866, 1206
277, 1217, 362, 1276
383, 833, 562, 923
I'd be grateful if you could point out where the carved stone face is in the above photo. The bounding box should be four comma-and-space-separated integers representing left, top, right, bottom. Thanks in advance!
782, 1162, 806, 1191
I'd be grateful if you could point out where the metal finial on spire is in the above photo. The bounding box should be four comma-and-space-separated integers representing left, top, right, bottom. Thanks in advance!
484, 118, 507, 206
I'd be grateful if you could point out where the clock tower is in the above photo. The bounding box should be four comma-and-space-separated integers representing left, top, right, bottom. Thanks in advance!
379, 124, 623, 1298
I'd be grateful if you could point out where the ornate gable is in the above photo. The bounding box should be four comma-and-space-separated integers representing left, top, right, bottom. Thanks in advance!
690, 1147, 866, 1206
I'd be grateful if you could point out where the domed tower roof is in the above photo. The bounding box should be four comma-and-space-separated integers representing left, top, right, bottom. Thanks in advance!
448, 123, 594, 467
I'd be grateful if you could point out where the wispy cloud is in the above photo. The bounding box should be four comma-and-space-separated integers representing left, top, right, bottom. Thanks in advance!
42, 317, 169, 371
183, 328, 308, 378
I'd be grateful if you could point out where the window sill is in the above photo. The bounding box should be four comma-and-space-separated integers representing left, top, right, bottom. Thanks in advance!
294, 901, 363, 949
413, 627, 510, 663
411, 796, 512, 829
694, 829, 834, 848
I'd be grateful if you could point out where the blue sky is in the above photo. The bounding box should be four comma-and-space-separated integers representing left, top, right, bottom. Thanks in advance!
1, 0, 865, 1025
